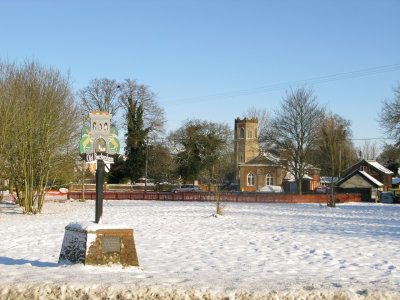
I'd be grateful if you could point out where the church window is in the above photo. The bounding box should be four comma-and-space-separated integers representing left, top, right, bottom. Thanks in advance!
248, 130, 252, 138
266, 173, 274, 185
240, 153, 244, 161
240, 128, 245, 138
247, 172, 255, 186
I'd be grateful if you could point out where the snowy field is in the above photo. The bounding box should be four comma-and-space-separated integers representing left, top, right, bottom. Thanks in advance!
0, 198, 400, 299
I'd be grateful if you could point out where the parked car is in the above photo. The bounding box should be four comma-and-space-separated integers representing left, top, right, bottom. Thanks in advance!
171, 184, 200, 193
315, 186, 329, 194
255, 185, 283, 193
380, 191, 394, 203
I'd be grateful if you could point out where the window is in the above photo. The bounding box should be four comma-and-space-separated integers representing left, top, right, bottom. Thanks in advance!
266, 173, 274, 185
240, 128, 245, 138
248, 130, 252, 138
240, 153, 244, 161
247, 172, 255, 186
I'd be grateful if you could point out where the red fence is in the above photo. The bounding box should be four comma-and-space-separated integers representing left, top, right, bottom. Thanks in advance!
67, 191, 361, 204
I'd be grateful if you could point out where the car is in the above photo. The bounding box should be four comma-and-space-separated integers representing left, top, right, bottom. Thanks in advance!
315, 186, 329, 194
380, 191, 394, 203
255, 185, 283, 193
171, 184, 200, 193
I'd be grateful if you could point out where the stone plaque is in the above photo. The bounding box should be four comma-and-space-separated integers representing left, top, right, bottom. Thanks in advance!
101, 236, 120, 252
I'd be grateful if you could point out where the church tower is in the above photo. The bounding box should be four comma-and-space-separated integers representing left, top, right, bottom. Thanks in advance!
234, 118, 259, 181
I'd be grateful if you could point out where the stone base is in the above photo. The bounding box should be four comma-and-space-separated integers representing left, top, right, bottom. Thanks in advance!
58, 222, 139, 267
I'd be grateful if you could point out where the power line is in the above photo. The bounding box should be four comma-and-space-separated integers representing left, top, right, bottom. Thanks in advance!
144, 136, 396, 144
173, 63, 400, 103
348, 137, 395, 141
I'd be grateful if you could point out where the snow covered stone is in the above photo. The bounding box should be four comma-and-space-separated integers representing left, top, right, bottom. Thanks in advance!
58, 222, 139, 267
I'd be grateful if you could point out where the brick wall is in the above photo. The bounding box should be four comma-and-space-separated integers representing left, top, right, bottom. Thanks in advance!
68, 191, 361, 204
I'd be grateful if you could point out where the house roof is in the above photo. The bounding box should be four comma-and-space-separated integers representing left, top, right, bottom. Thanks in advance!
320, 177, 339, 184
337, 169, 384, 187
366, 160, 393, 175
282, 160, 320, 182
343, 159, 393, 176
242, 152, 283, 166
284, 173, 313, 182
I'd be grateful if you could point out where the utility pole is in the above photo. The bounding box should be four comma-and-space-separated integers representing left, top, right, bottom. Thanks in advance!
81, 115, 86, 202
145, 136, 149, 192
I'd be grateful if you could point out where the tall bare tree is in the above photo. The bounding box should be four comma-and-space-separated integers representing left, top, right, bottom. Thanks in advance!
267, 87, 324, 195
380, 83, 400, 145
78, 78, 121, 117
357, 140, 380, 160
318, 113, 351, 207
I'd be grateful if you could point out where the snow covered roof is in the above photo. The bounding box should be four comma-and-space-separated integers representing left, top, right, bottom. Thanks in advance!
284, 172, 313, 181
359, 171, 384, 186
283, 160, 319, 181
393, 177, 400, 185
320, 177, 339, 184
366, 160, 393, 175
262, 151, 281, 163
343, 159, 393, 176
243, 151, 284, 166
337, 170, 383, 187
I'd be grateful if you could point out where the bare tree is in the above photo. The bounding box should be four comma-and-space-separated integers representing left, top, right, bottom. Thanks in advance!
358, 140, 379, 160
0, 60, 80, 213
78, 78, 121, 116
318, 113, 351, 207
380, 83, 400, 145
267, 87, 325, 195
119, 79, 166, 137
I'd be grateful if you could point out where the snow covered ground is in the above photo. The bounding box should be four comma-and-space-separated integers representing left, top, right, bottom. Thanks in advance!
0, 198, 399, 299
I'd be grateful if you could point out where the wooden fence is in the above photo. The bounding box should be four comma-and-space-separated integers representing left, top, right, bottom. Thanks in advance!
67, 191, 361, 204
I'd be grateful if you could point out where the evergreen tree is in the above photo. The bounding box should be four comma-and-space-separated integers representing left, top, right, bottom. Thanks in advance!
107, 154, 127, 184
125, 97, 149, 183
169, 120, 231, 183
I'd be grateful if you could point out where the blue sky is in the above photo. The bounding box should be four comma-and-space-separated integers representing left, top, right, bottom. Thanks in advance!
1, 0, 399, 148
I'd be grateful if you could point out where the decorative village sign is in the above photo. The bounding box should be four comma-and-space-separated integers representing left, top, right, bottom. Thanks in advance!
79, 111, 120, 165
79, 111, 120, 223
59, 111, 139, 267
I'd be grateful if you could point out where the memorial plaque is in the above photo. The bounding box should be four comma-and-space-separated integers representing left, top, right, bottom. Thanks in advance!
101, 236, 121, 252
